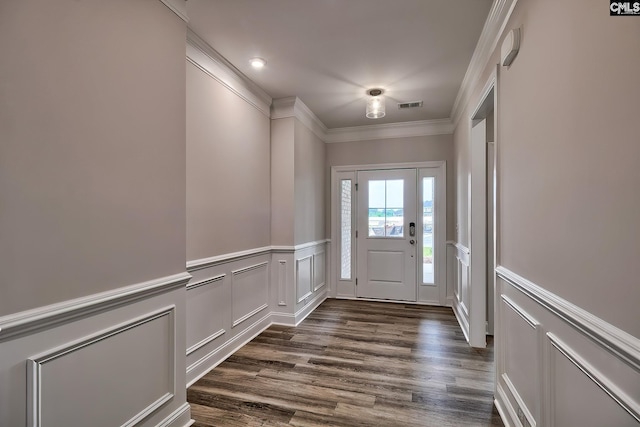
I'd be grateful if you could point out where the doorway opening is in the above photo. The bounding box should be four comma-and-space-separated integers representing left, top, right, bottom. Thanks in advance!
466, 69, 497, 348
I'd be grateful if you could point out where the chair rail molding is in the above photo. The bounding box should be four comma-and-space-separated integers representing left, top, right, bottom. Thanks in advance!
0, 272, 191, 342
496, 265, 640, 372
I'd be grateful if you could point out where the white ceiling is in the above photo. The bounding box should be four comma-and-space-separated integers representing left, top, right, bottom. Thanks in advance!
186, 0, 493, 129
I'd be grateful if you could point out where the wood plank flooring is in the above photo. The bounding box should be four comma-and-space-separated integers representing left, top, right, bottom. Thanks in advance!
188, 299, 504, 427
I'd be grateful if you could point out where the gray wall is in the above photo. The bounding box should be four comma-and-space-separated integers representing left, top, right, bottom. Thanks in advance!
294, 119, 327, 245
327, 134, 455, 240
455, 0, 640, 337
186, 61, 271, 260
271, 117, 296, 246
0, 1, 191, 426
0, 0, 187, 316
454, 1, 640, 425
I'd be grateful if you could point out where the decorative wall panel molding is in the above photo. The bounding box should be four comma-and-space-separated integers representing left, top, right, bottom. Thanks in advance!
186, 274, 226, 356
231, 262, 269, 328
0, 272, 190, 342
501, 295, 541, 427
495, 266, 640, 427
313, 251, 326, 291
451, 243, 471, 343
185, 243, 328, 387
27, 307, 176, 427
278, 260, 287, 306
496, 266, 640, 372
547, 333, 640, 425
296, 255, 313, 303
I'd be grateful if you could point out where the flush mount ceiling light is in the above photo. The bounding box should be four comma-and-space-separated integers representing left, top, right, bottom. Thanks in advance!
366, 88, 385, 119
249, 57, 266, 69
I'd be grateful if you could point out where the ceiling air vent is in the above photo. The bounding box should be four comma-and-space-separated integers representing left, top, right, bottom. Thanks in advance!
398, 101, 423, 109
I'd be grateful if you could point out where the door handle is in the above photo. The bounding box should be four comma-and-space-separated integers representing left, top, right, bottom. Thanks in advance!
410, 239, 415, 245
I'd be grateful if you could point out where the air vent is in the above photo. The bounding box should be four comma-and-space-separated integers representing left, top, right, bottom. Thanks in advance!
398, 101, 423, 109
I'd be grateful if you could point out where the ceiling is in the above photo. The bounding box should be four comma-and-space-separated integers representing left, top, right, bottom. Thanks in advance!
186, 0, 493, 129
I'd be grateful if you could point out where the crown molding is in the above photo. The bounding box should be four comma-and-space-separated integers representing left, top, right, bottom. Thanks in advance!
158, 0, 189, 23
271, 97, 328, 142
450, 0, 519, 127
324, 119, 454, 143
186, 29, 273, 117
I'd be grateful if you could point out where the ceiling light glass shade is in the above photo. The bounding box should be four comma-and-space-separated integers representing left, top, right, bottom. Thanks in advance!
366, 95, 386, 119
250, 57, 266, 68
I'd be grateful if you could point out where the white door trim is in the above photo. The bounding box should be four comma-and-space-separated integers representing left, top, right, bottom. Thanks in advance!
467, 67, 497, 349
330, 161, 447, 304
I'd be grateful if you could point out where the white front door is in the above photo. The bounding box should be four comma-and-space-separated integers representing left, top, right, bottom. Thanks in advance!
356, 169, 417, 301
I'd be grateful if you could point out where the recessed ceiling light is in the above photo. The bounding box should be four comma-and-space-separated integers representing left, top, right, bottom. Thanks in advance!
250, 57, 266, 69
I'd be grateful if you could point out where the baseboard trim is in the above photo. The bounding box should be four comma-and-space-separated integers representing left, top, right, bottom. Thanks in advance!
334, 295, 455, 308
186, 312, 272, 387
495, 382, 518, 427
294, 291, 327, 326
496, 266, 640, 373
0, 272, 191, 342
452, 297, 471, 344
157, 402, 193, 427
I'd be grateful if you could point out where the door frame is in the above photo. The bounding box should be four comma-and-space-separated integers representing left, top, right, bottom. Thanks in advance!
467, 66, 498, 348
330, 161, 447, 305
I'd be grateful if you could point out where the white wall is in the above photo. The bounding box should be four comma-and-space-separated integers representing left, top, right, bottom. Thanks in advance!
0, 1, 191, 426
454, 1, 640, 425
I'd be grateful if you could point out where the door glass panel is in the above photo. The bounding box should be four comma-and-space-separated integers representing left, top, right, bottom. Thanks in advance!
368, 179, 404, 237
422, 177, 435, 284
340, 179, 352, 280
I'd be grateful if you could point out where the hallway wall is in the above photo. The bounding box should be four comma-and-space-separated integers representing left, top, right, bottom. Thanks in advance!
0, 0, 191, 426
454, 1, 640, 425
184, 41, 328, 384
186, 61, 271, 261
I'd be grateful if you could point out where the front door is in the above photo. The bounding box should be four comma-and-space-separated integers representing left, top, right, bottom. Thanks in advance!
356, 169, 417, 301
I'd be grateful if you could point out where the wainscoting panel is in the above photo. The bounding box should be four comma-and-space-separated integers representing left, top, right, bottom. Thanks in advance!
501, 296, 541, 426
296, 255, 313, 303
495, 266, 640, 427
313, 251, 326, 292
28, 307, 175, 427
0, 274, 191, 427
231, 262, 269, 328
548, 334, 639, 427
186, 244, 328, 386
452, 243, 470, 342
186, 275, 226, 356
273, 242, 328, 326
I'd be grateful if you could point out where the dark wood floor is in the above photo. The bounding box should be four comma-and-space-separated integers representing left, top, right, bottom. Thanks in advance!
188, 299, 504, 427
